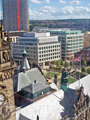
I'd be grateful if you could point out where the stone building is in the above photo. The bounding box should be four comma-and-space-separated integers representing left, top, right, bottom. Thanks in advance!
0, 26, 16, 119
83, 31, 90, 48
15, 66, 90, 120
62, 85, 90, 120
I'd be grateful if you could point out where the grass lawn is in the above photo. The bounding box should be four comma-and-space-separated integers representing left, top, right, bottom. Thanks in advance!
58, 76, 76, 83
45, 72, 61, 78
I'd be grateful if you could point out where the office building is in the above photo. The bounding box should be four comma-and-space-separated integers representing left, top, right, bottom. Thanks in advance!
48, 29, 83, 60
2, 0, 29, 31
12, 32, 61, 67
83, 31, 90, 48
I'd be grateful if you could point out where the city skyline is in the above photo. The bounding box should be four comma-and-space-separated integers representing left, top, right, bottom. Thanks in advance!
1, 0, 90, 20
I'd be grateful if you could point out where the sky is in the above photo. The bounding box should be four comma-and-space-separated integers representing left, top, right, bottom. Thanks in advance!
1, 0, 90, 20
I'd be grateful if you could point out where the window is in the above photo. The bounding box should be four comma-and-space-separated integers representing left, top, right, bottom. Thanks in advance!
82, 57, 84, 60
87, 57, 89, 60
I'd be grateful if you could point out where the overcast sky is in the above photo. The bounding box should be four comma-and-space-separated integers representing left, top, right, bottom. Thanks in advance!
0, 0, 90, 20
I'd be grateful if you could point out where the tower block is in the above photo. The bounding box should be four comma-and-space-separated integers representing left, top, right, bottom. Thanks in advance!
61, 67, 69, 92
0, 25, 16, 120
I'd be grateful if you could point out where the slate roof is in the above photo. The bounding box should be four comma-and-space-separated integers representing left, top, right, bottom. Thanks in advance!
22, 82, 50, 94
13, 68, 46, 92
19, 114, 31, 120
16, 75, 90, 120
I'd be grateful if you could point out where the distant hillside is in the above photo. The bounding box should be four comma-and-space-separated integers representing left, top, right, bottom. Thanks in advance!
29, 19, 90, 32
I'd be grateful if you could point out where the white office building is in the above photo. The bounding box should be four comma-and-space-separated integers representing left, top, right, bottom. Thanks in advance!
12, 32, 61, 67
2, 0, 29, 31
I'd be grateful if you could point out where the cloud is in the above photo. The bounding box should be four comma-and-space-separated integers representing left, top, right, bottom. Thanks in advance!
88, 3, 90, 6
29, 6, 90, 20
39, 6, 56, 13
29, 9, 44, 19
59, 0, 67, 4
52, 6, 90, 17
30, 0, 42, 4
44, 0, 50, 4
69, 0, 80, 5
0, 11, 3, 20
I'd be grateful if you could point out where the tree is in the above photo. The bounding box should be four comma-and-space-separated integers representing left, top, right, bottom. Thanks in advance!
82, 65, 86, 72
59, 66, 63, 71
87, 67, 90, 74
60, 59, 63, 65
56, 60, 60, 67
70, 62, 73, 66
65, 61, 68, 68
83, 60, 87, 66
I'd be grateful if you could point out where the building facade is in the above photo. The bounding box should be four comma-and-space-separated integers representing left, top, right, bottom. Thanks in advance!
2, 0, 29, 31
48, 29, 83, 60
83, 31, 90, 48
0, 26, 16, 119
74, 47, 90, 64
12, 32, 61, 67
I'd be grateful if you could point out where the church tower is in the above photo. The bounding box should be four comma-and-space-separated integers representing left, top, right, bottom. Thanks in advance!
61, 67, 69, 92
0, 25, 16, 120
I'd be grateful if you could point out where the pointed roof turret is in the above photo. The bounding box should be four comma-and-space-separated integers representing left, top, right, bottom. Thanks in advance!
61, 66, 69, 92
20, 49, 30, 72
23, 49, 27, 57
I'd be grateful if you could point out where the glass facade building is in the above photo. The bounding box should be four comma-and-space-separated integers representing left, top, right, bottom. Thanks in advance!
48, 29, 83, 60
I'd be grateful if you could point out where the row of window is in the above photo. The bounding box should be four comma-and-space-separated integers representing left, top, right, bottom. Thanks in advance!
39, 52, 60, 57
67, 39, 83, 42
82, 53, 90, 56
39, 56, 60, 61
67, 43, 83, 46
82, 57, 90, 60
13, 46, 37, 50
67, 36, 83, 39
39, 45, 60, 50
39, 49, 60, 54
19, 43, 37, 45
39, 42, 58, 45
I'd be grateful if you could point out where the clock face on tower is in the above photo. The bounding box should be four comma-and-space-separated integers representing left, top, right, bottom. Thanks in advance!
0, 94, 5, 106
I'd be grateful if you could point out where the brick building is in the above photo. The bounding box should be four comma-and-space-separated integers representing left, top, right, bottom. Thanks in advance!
74, 47, 90, 64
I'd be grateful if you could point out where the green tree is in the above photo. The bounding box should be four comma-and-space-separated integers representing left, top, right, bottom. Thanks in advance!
59, 66, 63, 71
83, 60, 87, 66
65, 61, 68, 68
56, 60, 60, 67
82, 65, 86, 72
70, 62, 73, 66
60, 59, 63, 65
87, 67, 90, 74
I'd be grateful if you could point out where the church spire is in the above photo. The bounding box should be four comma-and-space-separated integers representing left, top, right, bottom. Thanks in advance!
20, 49, 30, 72
61, 67, 69, 92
